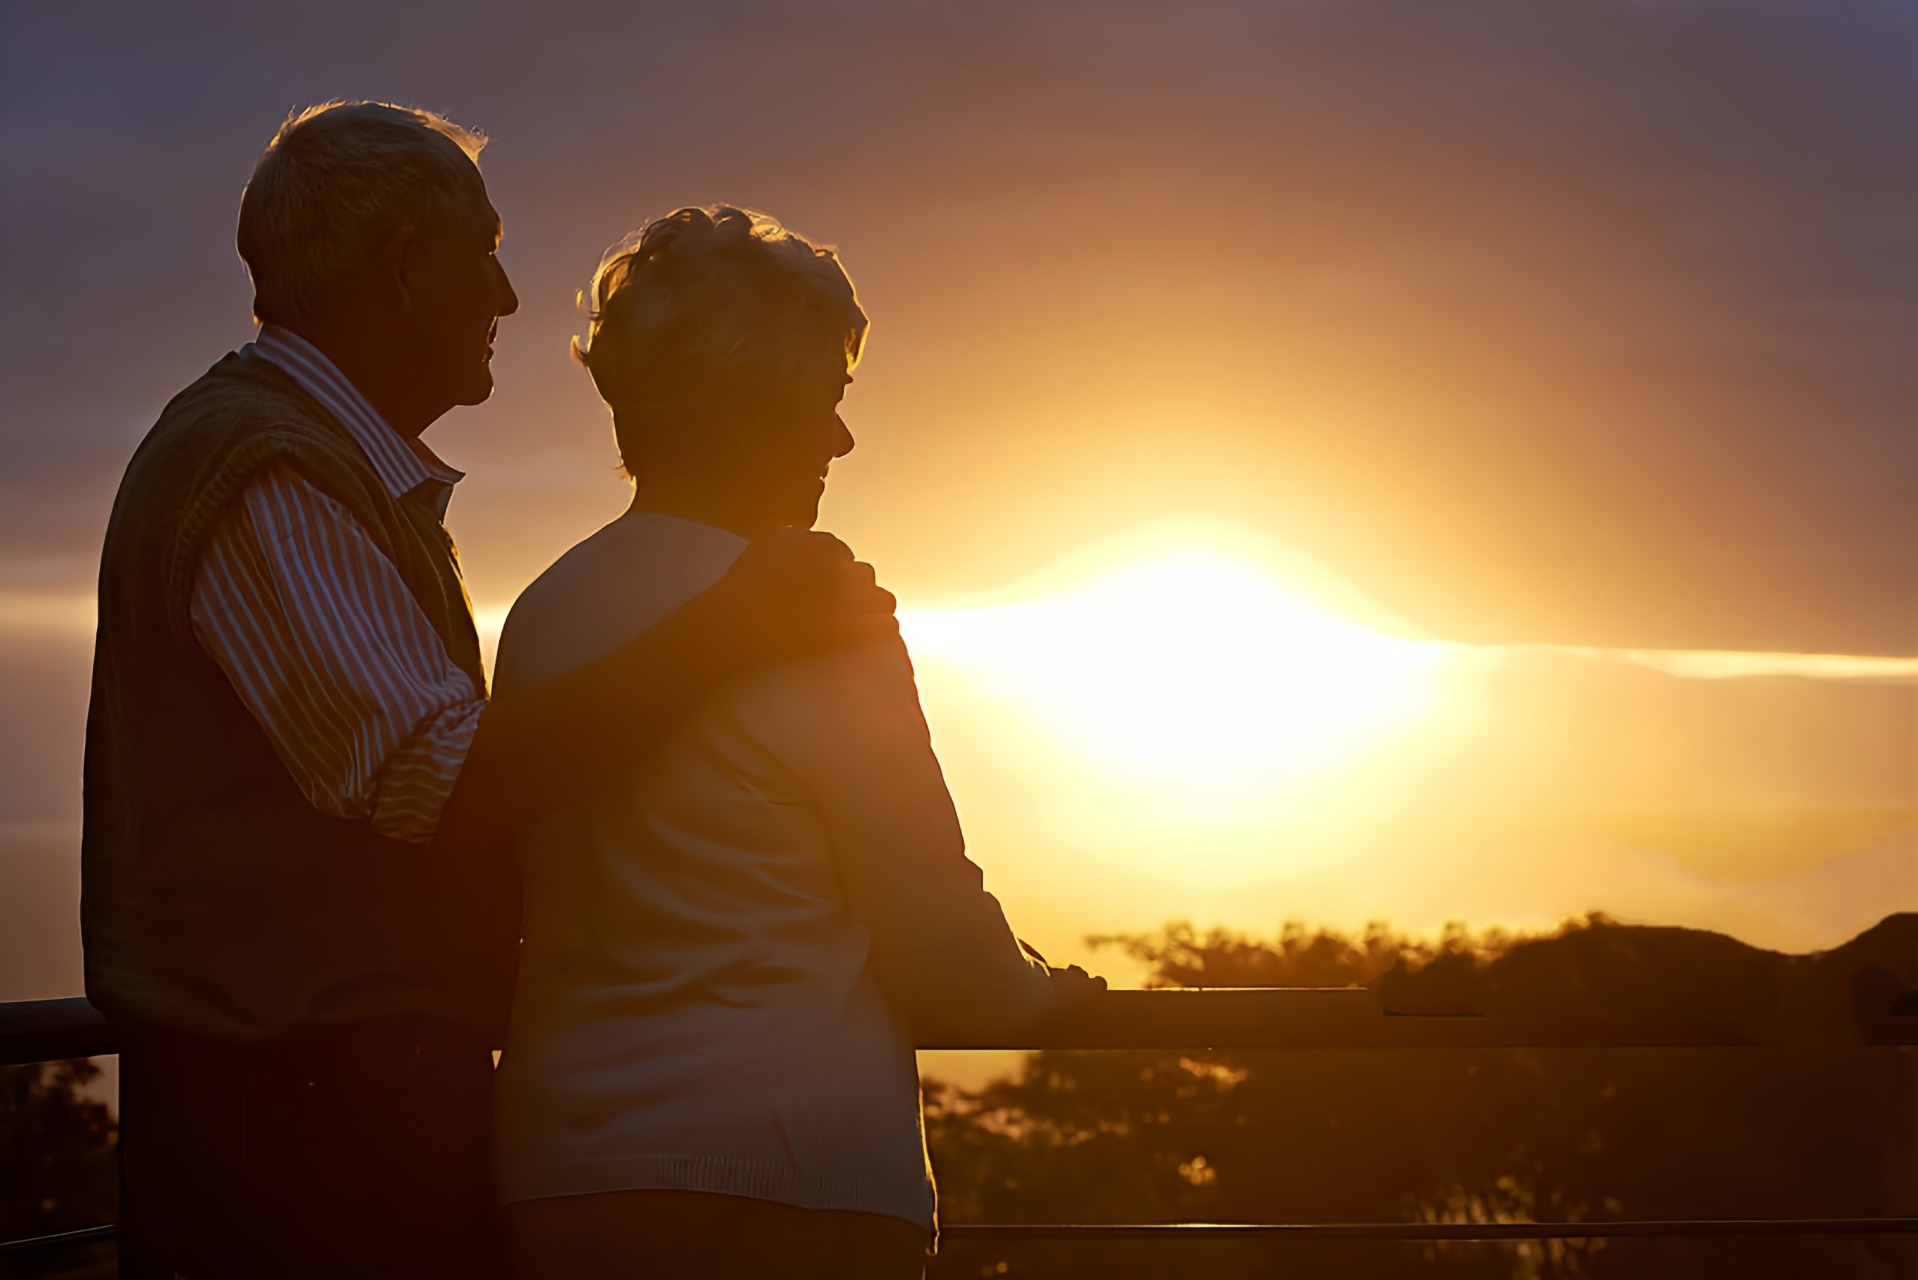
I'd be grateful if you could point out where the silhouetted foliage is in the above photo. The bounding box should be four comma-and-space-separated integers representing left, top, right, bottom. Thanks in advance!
0, 1058, 117, 1251
1090, 915, 1552, 991
925, 917, 1918, 1279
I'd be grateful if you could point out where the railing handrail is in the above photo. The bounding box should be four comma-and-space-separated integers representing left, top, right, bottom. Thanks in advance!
1, 997, 117, 1066
922, 987, 1758, 1050
5, 980, 1916, 1066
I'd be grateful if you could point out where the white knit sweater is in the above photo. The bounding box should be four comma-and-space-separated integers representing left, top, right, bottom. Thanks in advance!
491, 513, 1055, 1230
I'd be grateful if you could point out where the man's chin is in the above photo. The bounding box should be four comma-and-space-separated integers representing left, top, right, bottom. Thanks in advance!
456, 370, 497, 406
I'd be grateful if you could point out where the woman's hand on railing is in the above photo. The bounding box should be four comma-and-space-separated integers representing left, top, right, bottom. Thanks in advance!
1018, 940, 1107, 1005
1048, 963, 1109, 1005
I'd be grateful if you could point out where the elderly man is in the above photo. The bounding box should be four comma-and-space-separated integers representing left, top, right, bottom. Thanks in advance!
83, 103, 890, 1277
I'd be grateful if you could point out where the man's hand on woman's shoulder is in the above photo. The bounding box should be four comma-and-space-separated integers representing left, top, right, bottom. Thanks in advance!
710, 528, 899, 659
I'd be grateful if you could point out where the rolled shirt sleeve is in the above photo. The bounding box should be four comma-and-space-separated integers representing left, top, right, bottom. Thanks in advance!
189, 462, 484, 844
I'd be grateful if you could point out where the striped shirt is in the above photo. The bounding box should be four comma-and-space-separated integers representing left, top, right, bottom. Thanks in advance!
187, 325, 485, 844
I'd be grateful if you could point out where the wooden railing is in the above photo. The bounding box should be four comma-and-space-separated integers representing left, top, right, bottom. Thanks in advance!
5, 981, 1918, 1259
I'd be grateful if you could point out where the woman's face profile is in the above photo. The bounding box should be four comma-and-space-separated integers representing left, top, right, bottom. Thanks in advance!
731, 353, 855, 533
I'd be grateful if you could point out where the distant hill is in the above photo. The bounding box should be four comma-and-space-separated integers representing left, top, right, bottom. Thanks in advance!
1343, 823, 1917, 956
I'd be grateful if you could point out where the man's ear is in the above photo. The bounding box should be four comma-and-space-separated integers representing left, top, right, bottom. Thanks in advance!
376, 224, 421, 314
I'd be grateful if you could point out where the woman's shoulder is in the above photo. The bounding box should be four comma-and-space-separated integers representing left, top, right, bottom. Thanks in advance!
494, 513, 747, 697
718, 637, 931, 764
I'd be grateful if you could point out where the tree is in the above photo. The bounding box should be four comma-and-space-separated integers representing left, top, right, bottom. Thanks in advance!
924, 917, 1917, 1279
1, 1058, 117, 1243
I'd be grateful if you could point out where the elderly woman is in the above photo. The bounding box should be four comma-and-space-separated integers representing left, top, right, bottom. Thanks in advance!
492, 206, 1096, 1279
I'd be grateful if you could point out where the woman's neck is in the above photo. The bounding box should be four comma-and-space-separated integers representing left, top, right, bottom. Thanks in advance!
627, 475, 778, 540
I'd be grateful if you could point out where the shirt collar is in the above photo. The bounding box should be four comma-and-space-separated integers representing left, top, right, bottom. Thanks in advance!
243, 324, 465, 520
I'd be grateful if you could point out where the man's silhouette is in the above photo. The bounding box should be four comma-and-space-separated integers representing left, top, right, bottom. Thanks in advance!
82, 101, 891, 1278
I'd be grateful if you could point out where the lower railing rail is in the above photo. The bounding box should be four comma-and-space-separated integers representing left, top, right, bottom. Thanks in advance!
9, 1217, 1918, 1257
0, 1225, 119, 1256
944, 1217, 1918, 1241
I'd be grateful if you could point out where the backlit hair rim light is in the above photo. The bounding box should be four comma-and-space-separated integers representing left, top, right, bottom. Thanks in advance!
573, 205, 869, 420
237, 101, 491, 323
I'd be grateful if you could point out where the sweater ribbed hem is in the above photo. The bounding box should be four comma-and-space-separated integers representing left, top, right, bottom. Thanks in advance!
501, 1152, 935, 1232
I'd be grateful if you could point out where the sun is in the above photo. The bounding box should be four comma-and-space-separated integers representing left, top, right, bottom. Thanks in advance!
899, 545, 1449, 801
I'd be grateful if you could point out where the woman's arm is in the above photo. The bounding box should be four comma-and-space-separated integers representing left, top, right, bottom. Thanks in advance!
739, 638, 1097, 1044
435, 529, 893, 849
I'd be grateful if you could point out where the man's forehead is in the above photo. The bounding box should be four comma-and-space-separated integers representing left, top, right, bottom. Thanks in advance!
442, 150, 497, 227
449, 189, 501, 242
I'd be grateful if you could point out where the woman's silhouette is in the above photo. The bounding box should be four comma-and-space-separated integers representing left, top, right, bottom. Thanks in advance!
492, 206, 1098, 1279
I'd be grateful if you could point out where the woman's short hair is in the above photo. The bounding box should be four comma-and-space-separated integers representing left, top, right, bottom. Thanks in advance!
237, 101, 490, 323
574, 206, 868, 474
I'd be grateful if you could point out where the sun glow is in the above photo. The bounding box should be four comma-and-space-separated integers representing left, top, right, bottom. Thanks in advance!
900, 547, 1450, 800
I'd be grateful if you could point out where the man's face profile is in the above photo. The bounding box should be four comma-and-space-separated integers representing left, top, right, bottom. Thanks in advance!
406, 200, 519, 412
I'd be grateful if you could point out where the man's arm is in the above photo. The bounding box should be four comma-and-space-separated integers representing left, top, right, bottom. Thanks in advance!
191, 464, 485, 842
194, 465, 895, 849
436, 528, 894, 848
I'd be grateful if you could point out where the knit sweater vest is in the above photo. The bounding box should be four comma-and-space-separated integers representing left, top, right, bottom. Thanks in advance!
82, 353, 518, 1044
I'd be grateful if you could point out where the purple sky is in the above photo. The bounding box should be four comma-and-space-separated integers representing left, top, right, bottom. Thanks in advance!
3, 0, 1915, 656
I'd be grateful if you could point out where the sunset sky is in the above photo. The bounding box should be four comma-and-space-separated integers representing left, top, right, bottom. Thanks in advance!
1, 0, 1913, 1011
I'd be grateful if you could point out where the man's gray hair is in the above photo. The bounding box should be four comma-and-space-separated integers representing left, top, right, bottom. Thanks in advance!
575, 206, 868, 468
237, 101, 490, 323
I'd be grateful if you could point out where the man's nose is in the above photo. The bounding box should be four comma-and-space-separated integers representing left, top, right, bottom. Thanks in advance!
831, 414, 854, 458
494, 258, 520, 318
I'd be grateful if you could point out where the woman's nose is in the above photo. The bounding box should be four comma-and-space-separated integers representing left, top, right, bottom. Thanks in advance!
494, 258, 521, 318
831, 414, 854, 458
